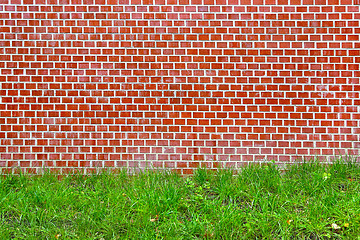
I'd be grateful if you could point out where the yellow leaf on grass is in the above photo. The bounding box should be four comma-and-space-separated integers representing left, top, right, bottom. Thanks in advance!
323, 173, 331, 180
286, 219, 293, 225
344, 223, 349, 228
150, 215, 159, 222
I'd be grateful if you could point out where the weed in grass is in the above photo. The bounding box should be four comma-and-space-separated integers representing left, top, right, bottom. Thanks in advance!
1, 158, 360, 239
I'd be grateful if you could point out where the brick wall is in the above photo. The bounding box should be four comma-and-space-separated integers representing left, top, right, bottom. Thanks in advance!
1, 0, 359, 174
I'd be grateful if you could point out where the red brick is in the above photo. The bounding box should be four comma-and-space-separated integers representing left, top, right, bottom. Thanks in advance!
0, 2, 359, 174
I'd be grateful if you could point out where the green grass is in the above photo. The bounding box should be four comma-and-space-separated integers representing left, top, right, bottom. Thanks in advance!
1, 158, 360, 239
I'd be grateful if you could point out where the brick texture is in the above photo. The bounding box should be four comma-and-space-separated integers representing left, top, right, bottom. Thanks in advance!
0, 0, 360, 174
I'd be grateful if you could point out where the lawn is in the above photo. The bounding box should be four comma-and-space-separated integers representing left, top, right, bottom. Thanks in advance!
1, 159, 360, 239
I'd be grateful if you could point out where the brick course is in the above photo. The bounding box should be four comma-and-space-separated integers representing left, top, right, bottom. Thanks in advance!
0, 0, 359, 174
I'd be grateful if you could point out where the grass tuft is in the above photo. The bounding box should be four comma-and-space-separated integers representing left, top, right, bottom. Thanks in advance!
1, 158, 360, 239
